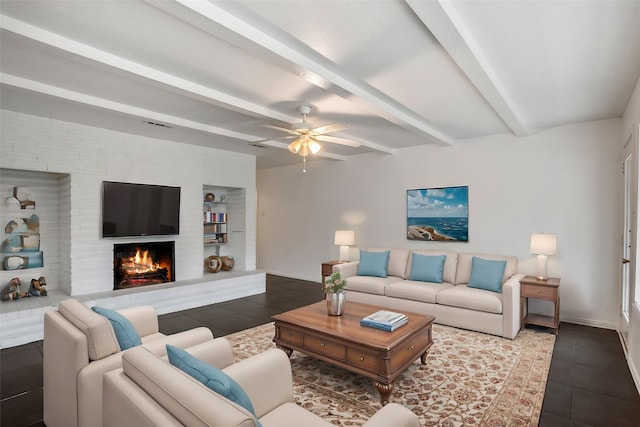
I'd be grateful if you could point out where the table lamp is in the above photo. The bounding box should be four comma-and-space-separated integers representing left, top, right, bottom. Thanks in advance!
334, 230, 355, 262
530, 233, 557, 280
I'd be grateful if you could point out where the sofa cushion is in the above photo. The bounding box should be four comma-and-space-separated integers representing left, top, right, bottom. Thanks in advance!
260, 401, 335, 427
368, 248, 410, 278
406, 250, 458, 284
455, 252, 517, 285
345, 275, 402, 295
467, 257, 507, 293
385, 280, 454, 303
58, 298, 119, 360
166, 344, 261, 425
357, 250, 390, 277
436, 285, 503, 314
92, 306, 143, 350
408, 253, 446, 283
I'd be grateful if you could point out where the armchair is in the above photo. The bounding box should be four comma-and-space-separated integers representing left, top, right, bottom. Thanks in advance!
103, 340, 420, 427
43, 298, 220, 427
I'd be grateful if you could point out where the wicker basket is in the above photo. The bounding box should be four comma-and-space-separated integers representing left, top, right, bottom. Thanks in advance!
205, 255, 222, 273
220, 256, 234, 271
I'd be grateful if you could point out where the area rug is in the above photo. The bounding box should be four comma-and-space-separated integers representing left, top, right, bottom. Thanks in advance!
224, 323, 555, 427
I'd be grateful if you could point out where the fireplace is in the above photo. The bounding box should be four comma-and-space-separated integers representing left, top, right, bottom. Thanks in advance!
113, 241, 175, 290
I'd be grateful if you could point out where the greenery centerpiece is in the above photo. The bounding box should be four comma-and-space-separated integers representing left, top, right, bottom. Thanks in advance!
325, 272, 347, 316
325, 272, 347, 294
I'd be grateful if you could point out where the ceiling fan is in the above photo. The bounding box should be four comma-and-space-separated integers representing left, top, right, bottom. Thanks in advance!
261, 105, 361, 158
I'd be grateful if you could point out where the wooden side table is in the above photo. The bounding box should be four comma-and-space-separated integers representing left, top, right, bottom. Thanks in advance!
520, 275, 561, 334
321, 260, 343, 299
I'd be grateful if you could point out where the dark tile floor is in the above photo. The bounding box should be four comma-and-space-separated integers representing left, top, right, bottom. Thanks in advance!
539, 322, 640, 426
1, 274, 639, 426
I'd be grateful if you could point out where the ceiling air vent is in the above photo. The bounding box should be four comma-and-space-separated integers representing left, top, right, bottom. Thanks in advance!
144, 121, 171, 128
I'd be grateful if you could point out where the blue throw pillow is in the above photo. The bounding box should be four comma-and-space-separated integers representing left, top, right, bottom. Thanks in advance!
409, 253, 446, 283
166, 345, 262, 426
467, 257, 507, 293
91, 306, 142, 350
357, 250, 390, 278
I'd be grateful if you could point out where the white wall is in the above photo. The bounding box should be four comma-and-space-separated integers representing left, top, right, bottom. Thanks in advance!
624, 77, 640, 141
258, 118, 622, 329
0, 110, 257, 296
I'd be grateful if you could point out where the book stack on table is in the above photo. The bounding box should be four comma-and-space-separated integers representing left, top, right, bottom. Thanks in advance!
360, 310, 408, 331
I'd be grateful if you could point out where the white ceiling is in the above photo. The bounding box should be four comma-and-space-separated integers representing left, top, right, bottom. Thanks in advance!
1, 0, 639, 170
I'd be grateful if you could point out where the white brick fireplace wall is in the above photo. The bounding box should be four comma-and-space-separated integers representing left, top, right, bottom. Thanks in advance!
0, 110, 258, 296
0, 110, 263, 348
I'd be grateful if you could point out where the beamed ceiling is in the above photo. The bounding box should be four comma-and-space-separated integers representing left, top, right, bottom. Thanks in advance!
1, 0, 640, 170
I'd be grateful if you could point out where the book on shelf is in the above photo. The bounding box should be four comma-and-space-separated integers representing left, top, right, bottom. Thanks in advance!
203, 212, 227, 223
360, 310, 408, 331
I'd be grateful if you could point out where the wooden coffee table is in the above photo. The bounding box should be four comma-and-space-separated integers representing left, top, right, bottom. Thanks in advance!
272, 301, 434, 405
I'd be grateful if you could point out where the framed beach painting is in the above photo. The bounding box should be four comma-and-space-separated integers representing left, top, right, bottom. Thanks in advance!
407, 186, 469, 242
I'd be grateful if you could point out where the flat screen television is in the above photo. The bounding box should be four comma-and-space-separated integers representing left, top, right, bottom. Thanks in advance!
102, 181, 181, 238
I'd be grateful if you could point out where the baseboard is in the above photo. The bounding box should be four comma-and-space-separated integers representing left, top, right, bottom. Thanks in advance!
263, 269, 319, 284
559, 316, 618, 331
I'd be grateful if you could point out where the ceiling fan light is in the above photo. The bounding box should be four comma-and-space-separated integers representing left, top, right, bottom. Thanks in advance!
308, 139, 321, 154
288, 139, 302, 153
298, 143, 310, 157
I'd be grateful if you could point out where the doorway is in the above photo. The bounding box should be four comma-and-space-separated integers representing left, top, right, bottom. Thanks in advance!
621, 128, 638, 345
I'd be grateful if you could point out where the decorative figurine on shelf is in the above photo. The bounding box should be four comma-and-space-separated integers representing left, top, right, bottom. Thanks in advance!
28, 276, 48, 297
13, 187, 36, 209
1, 276, 48, 301
324, 272, 347, 316
1, 277, 27, 301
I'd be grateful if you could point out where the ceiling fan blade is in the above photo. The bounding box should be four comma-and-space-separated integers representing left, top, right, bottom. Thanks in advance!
259, 124, 299, 136
310, 123, 346, 135
252, 135, 297, 143
314, 134, 361, 148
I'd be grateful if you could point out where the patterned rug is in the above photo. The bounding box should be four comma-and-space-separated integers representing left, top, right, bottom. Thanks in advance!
224, 322, 555, 427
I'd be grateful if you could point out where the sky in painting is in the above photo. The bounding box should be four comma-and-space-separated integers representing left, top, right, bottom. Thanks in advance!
407, 186, 468, 218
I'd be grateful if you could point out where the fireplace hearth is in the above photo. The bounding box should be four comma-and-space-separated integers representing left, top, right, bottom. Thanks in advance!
113, 241, 175, 290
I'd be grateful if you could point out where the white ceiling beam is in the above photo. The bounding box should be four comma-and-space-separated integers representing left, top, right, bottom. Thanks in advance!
406, 0, 530, 137
169, 0, 454, 146
0, 13, 387, 156
1, 73, 347, 161
0, 73, 262, 140
0, 14, 296, 123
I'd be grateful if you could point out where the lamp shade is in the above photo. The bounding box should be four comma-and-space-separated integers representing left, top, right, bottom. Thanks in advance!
334, 230, 355, 246
530, 233, 557, 255
308, 139, 321, 154
288, 139, 302, 154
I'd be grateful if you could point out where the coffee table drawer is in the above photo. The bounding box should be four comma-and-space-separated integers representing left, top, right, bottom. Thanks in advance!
304, 335, 346, 360
390, 332, 430, 371
279, 328, 303, 347
346, 348, 379, 372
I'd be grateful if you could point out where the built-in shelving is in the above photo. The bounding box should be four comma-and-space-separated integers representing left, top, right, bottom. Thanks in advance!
202, 185, 246, 274
203, 201, 228, 245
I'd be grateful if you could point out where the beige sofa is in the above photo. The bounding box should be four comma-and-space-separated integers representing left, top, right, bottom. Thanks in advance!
103, 339, 421, 427
43, 298, 220, 427
334, 249, 523, 339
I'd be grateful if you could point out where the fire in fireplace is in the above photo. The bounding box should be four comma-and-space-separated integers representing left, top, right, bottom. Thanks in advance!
113, 241, 175, 289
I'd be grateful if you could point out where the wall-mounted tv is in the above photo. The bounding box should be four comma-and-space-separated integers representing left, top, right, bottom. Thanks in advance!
102, 181, 181, 238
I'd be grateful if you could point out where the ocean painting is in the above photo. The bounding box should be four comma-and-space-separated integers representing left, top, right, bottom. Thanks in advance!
407, 186, 469, 242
